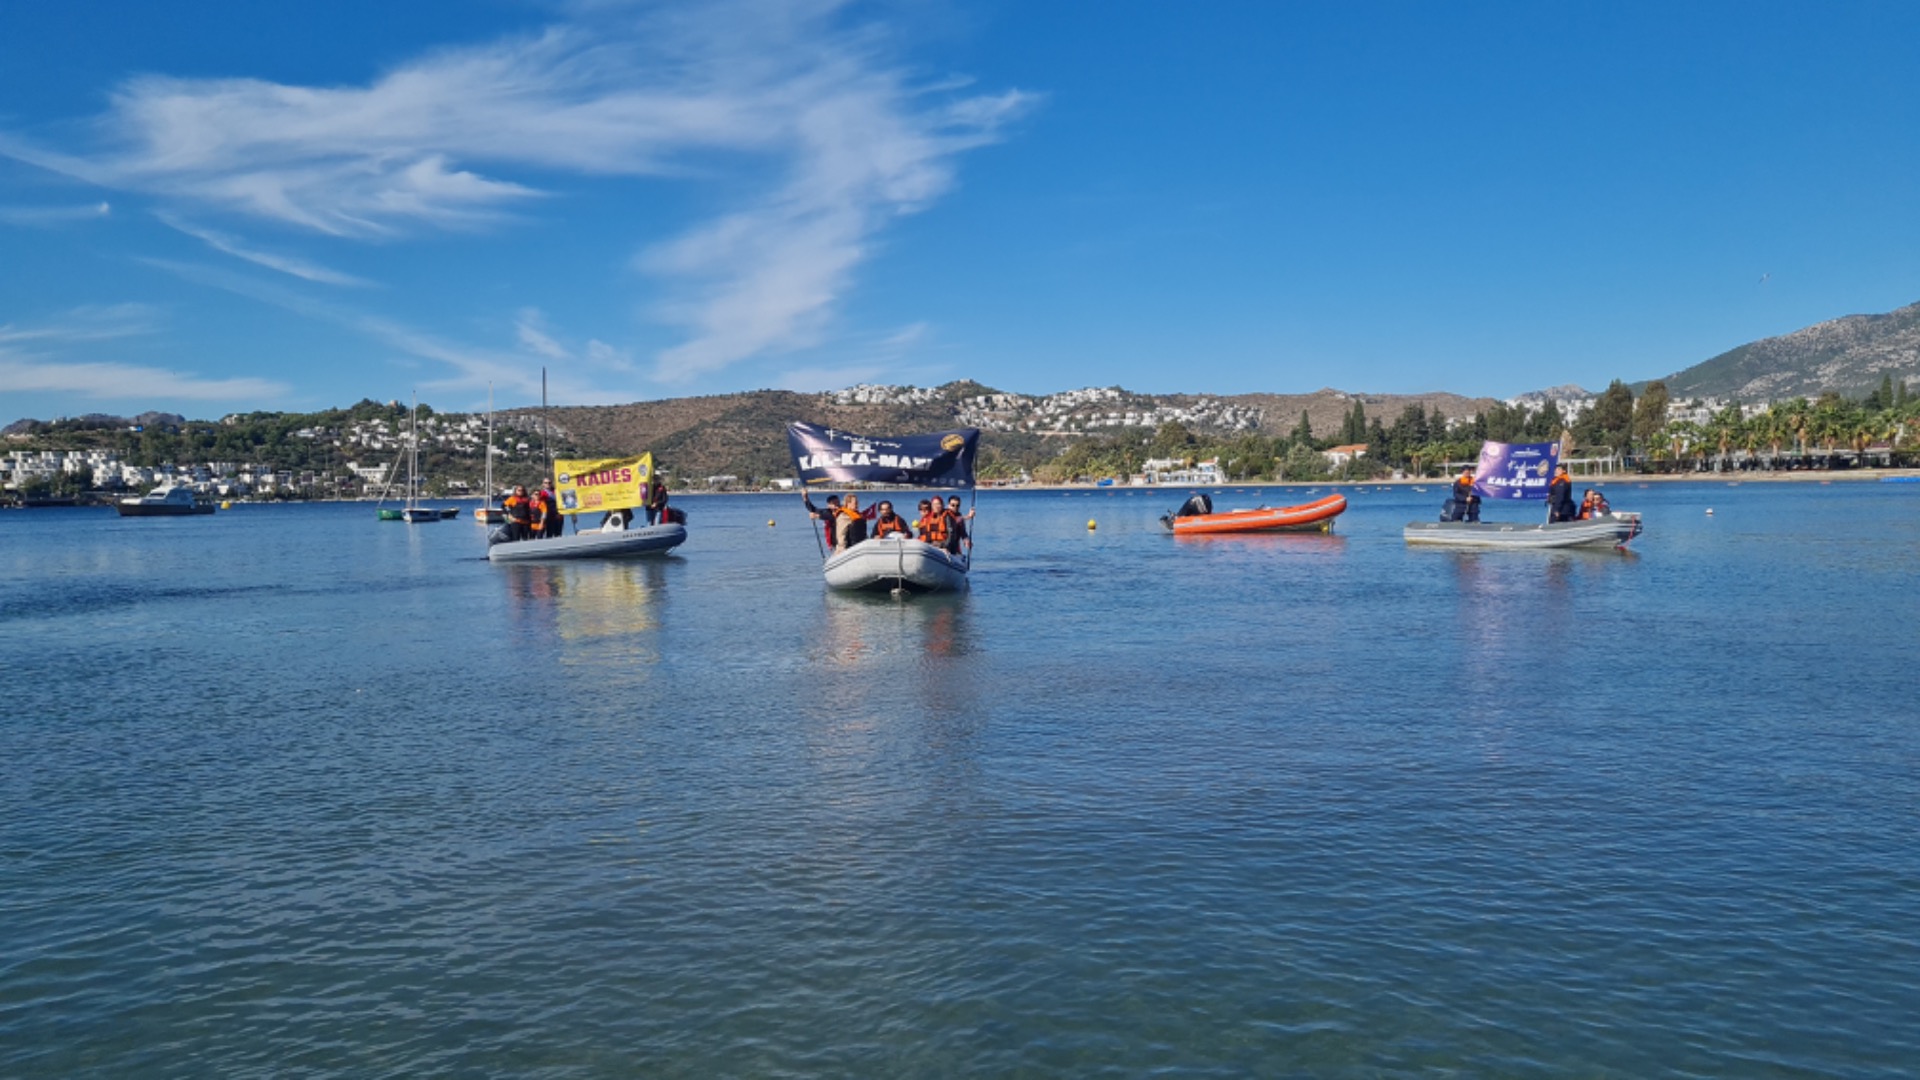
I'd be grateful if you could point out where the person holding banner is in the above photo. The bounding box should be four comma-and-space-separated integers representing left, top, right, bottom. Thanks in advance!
804, 493, 843, 549
945, 495, 975, 554
1548, 466, 1578, 523
644, 478, 668, 526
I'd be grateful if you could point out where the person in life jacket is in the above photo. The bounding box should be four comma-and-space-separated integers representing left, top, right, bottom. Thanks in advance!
1447, 468, 1481, 522
644, 478, 669, 526
504, 484, 534, 541
872, 500, 913, 539
914, 498, 948, 546
1579, 489, 1610, 519
835, 494, 873, 547
1547, 465, 1577, 523
803, 493, 842, 549
537, 482, 563, 538
945, 495, 975, 554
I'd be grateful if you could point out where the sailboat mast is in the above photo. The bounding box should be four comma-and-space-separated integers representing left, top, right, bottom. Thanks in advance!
484, 382, 493, 504
408, 393, 419, 509
542, 367, 551, 484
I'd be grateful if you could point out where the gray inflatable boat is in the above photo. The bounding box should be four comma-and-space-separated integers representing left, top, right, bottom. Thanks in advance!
487, 522, 687, 562
1403, 512, 1642, 549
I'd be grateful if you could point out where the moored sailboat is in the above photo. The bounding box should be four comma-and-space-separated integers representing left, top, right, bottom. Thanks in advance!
399, 395, 443, 523
475, 383, 506, 526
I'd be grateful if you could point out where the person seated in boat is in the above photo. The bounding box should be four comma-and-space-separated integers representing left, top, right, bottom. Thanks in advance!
1445, 469, 1481, 522
504, 485, 535, 541
644, 478, 669, 526
804, 493, 843, 549
1547, 465, 1577, 523
872, 501, 913, 539
835, 494, 873, 547
914, 499, 945, 546
945, 495, 975, 554
1578, 489, 1611, 519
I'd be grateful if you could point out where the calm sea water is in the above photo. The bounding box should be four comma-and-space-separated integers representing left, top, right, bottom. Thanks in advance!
3, 482, 1918, 1076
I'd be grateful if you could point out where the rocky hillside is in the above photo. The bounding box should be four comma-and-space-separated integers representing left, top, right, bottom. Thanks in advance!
543, 383, 1501, 480
1656, 300, 1920, 401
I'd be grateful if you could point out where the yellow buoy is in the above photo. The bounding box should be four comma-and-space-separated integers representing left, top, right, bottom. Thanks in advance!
1087, 519, 1097, 531
767, 519, 776, 527
220, 500, 232, 509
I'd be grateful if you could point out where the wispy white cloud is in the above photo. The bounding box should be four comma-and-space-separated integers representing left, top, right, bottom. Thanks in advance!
0, 303, 163, 344
137, 258, 634, 405
0, 354, 287, 401
0, 304, 284, 400
514, 308, 571, 361
0, 0, 1034, 386
157, 212, 373, 286
0, 201, 111, 227
772, 321, 942, 392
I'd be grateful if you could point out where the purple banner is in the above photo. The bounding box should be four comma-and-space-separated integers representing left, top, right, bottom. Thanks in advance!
1474, 440, 1559, 500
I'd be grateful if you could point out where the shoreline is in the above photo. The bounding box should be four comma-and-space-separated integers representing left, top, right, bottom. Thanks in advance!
691, 467, 1920, 496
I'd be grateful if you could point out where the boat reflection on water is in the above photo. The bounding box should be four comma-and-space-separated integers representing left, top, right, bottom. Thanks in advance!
500, 559, 675, 668
812, 589, 978, 671
801, 590, 987, 818
1439, 546, 1639, 663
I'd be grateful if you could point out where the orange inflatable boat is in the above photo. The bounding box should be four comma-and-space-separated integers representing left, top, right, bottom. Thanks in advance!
1161, 493, 1348, 535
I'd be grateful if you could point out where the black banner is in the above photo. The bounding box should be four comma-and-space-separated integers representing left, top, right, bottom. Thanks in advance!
787, 422, 979, 489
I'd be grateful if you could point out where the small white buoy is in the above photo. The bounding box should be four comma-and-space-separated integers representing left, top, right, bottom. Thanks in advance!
1087, 519, 1097, 531
1706, 508, 1714, 516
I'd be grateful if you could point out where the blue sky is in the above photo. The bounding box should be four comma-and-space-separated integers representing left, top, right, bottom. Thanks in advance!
3, 0, 1917, 420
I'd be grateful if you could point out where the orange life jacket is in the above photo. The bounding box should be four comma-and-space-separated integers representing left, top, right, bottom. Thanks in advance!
874, 514, 910, 538
918, 511, 949, 544
505, 495, 532, 524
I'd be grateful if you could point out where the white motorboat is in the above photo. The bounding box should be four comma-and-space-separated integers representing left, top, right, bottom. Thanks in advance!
116, 483, 215, 517
487, 522, 686, 562
1403, 512, 1642, 549
822, 536, 969, 593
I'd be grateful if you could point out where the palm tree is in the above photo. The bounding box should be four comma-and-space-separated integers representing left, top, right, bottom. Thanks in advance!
1760, 409, 1788, 469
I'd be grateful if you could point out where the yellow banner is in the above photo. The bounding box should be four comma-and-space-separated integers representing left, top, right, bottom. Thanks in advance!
555, 453, 652, 515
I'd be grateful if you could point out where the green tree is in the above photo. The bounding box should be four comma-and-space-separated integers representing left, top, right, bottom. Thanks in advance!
1580, 379, 1634, 455
1630, 380, 1669, 451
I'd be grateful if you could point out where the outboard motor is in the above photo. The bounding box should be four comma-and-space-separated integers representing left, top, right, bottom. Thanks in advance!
1175, 493, 1213, 518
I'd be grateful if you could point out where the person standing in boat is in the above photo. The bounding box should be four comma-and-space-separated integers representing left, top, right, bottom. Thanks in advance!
804, 493, 843, 550
536, 482, 564, 538
504, 485, 535, 541
945, 495, 975, 554
1547, 465, 1578, 523
644, 478, 669, 526
1447, 468, 1481, 522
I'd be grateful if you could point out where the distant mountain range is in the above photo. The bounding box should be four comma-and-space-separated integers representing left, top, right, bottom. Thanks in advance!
545, 385, 1499, 480
1648, 300, 1920, 401
0, 411, 185, 436
9, 300, 1918, 478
